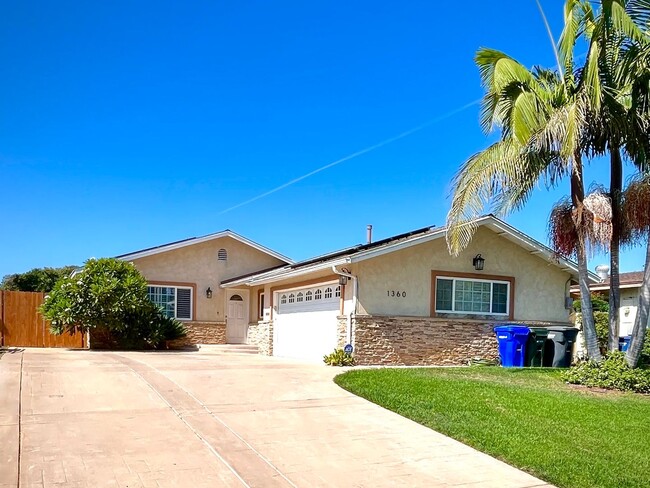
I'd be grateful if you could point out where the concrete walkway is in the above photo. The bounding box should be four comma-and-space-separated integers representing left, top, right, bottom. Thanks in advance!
0, 348, 553, 488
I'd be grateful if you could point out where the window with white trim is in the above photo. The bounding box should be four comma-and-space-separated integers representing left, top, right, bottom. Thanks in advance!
435, 277, 509, 315
288, 293, 295, 303
259, 292, 265, 319
335, 285, 341, 298
147, 285, 193, 320
324, 287, 333, 299
305, 290, 313, 301
280, 294, 287, 304
314, 289, 322, 300
296, 292, 303, 302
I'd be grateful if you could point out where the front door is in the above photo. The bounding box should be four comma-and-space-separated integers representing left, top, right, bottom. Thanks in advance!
226, 291, 249, 344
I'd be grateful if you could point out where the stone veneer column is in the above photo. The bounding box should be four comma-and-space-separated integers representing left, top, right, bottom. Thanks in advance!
336, 316, 348, 349
247, 321, 273, 355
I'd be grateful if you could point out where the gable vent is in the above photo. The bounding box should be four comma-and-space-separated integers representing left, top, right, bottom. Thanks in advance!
218, 248, 228, 261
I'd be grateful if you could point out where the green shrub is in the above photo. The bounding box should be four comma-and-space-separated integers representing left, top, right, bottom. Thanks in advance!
573, 296, 609, 313
594, 311, 609, 353
640, 336, 650, 368
40, 258, 186, 349
563, 352, 650, 393
324, 348, 355, 366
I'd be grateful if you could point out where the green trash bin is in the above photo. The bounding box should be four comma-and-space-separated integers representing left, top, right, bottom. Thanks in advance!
525, 327, 549, 367
543, 326, 579, 367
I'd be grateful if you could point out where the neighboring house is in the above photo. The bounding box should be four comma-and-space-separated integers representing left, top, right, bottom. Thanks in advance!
571, 271, 645, 336
221, 215, 597, 365
116, 231, 292, 345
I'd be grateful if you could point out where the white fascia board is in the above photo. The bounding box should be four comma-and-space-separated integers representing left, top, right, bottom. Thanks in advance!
583, 283, 641, 292
118, 231, 293, 264
221, 258, 349, 287
348, 228, 449, 263
346, 215, 595, 283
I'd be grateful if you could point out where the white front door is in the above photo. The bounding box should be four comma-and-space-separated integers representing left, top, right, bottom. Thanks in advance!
226, 291, 249, 344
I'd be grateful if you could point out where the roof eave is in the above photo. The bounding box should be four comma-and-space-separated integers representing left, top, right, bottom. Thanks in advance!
117, 231, 293, 264
221, 258, 349, 287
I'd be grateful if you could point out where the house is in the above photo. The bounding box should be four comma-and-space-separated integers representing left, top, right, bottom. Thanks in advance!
116, 231, 292, 345
571, 271, 646, 337
219, 215, 595, 365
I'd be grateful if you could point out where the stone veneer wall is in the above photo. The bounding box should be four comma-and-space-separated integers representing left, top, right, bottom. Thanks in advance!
248, 321, 272, 355
170, 322, 226, 348
352, 315, 570, 366
337, 316, 348, 349
89, 321, 226, 349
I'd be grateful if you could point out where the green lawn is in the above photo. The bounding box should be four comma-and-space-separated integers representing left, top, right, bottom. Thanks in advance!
335, 367, 650, 488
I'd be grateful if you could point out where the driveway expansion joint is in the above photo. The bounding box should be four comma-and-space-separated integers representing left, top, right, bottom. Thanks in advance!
112, 353, 298, 488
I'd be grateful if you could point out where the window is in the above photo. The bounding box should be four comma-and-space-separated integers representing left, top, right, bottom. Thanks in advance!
147, 285, 192, 320
277, 282, 340, 312
218, 248, 227, 261
435, 277, 509, 315
258, 292, 265, 319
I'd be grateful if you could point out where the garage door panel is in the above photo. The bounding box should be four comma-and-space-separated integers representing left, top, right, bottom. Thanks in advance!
274, 284, 339, 362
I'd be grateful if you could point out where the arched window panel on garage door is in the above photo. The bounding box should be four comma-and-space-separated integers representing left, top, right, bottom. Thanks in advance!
277, 283, 339, 314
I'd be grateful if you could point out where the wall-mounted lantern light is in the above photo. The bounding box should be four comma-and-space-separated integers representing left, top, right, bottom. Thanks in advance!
338, 275, 348, 286
472, 254, 485, 271
206, 287, 213, 299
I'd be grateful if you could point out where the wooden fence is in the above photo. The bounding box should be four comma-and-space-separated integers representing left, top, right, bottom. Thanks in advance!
0, 290, 85, 348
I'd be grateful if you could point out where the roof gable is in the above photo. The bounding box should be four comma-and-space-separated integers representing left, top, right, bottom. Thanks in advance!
116, 230, 293, 264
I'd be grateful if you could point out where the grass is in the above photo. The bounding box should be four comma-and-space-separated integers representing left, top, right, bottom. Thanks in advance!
335, 367, 650, 488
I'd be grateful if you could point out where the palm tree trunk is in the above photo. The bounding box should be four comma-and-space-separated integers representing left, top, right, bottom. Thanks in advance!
625, 238, 650, 368
608, 148, 623, 352
572, 154, 602, 362
578, 242, 603, 361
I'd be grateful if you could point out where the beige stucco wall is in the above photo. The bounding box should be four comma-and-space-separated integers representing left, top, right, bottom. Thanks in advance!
127, 236, 286, 322
353, 226, 572, 323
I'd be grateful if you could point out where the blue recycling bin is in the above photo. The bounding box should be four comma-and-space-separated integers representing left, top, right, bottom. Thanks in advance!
619, 336, 632, 352
494, 325, 530, 367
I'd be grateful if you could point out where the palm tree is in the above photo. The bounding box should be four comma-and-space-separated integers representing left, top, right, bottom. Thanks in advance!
561, 0, 650, 351
445, 48, 604, 361
622, 174, 650, 367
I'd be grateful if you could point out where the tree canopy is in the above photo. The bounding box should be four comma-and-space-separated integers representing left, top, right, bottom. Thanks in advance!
1, 266, 78, 292
39, 258, 186, 349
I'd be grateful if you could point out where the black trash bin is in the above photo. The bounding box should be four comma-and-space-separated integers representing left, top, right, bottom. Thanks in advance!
543, 326, 579, 367
525, 327, 549, 367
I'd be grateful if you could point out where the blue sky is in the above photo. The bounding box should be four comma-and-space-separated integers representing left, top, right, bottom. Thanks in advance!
1, 1, 644, 277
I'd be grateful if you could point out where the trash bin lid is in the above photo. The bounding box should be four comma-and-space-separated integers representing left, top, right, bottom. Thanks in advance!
546, 326, 578, 331
527, 327, 549, 337
494, 324, 530, 335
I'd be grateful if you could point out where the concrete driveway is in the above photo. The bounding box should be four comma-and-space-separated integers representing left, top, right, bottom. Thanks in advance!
0, 348, 551, 488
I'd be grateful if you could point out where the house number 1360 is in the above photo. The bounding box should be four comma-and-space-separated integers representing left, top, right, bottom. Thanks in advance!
387, 290, 406, 297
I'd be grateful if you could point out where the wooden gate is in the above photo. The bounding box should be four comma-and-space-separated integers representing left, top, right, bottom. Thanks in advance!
0, 290, 84, 348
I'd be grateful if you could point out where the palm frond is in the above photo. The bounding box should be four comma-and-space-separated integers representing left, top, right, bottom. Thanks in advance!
446, 140, 553, 255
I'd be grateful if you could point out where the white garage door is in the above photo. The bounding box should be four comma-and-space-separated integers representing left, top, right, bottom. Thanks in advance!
273, 283, 341, 362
